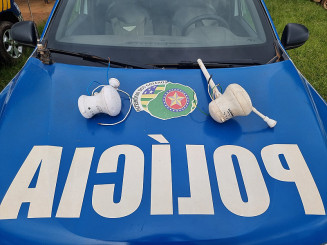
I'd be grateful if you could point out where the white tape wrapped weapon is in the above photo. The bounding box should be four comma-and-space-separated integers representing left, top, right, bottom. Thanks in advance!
78, 78, 132, 126
197, 58, 277, 128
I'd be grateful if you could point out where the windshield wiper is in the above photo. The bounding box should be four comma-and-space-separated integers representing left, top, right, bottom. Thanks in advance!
151, 60, 262, 69
48, 48, 153, 69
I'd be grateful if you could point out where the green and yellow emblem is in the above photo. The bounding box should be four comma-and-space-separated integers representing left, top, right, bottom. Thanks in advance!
132, 81, 198, 120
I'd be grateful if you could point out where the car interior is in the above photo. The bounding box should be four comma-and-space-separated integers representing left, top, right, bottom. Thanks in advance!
57, 0, 266, 48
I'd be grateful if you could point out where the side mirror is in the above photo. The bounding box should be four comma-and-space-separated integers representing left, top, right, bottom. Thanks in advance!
281, 23, 309, 50
10, 21, 39, 47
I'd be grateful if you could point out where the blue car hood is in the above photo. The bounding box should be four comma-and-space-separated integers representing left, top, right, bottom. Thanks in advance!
0, 58, 327, 244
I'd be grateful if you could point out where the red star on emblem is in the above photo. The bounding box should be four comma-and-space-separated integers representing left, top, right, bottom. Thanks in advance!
165, 91, 187, 109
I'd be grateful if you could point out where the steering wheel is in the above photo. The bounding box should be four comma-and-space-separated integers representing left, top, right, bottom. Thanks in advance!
182, 14, 229, 36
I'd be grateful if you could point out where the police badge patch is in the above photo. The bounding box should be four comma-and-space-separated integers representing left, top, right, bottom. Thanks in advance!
132, 81, 198, 120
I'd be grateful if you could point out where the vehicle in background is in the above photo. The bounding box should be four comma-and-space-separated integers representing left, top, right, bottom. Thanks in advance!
0, 0, 23, 64
312, 0, 327, 9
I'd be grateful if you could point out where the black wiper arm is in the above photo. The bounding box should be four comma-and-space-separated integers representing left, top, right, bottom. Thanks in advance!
48, 48, 153, 69
151, 60, 262, 69
48, 48, 108, 64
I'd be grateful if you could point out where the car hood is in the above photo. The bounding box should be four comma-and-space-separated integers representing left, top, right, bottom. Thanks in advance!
0, 57, 327, 244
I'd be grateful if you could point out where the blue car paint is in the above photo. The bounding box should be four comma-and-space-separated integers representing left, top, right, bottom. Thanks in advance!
302, 76, 327, 142
1, 0, 327, 244
0, 57, 327, 244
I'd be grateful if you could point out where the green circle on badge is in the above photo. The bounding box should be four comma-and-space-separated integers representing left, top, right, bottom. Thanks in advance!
132, 81, 198, 120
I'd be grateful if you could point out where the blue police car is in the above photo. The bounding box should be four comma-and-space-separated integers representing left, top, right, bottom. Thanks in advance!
0, 0, 22, 64
1, 0, 327, 244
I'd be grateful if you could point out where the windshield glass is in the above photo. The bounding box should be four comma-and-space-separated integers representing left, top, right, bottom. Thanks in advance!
46, 0, 276, 67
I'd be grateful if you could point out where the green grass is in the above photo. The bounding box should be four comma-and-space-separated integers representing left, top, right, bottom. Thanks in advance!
265, 0, 327, 101
0, 3, 326, 101
0, 22, 45, 91
0, 48, 32, 89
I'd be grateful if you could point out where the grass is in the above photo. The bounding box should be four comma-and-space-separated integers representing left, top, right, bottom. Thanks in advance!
265, 0, 327, 100
0, 22, 45, 91
0, 48, 32, 88
0, 2, 326, 100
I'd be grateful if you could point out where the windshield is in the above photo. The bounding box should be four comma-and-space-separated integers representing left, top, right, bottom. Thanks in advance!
45, 0, 277, 67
